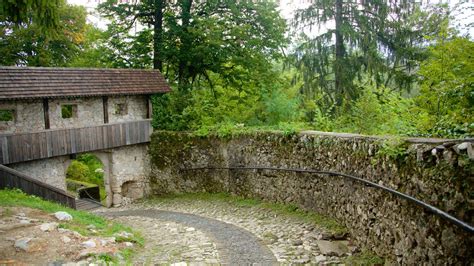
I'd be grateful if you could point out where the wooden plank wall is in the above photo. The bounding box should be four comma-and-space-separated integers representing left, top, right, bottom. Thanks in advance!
0, 119, 152, 165
0, 164, 76, 209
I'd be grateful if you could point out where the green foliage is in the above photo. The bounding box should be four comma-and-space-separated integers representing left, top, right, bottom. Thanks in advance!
375, 138, 409, 162
66, 160, 90, 182
66, 154, 104, 187
291, 1, 447, 110
0, 0, 61, 30
344, 250, 384, 265
68, 25, 113, 68
0, 1, 87, 66
98, 0, 288, 131
0, 109, 14, 121
415, 36, 474, 137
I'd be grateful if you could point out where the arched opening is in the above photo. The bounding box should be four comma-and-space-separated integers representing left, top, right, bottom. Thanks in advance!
65, 153, 106, 204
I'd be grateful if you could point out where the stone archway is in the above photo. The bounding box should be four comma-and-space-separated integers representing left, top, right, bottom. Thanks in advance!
90, 151, 113, 208
63, 151, 113, 207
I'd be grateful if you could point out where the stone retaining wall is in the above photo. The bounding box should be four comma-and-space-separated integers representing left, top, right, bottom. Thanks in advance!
148, 131, 474, 264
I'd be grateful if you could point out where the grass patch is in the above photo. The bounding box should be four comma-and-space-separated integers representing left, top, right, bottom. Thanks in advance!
146, 192, 347, 234
345, 250, 384, 265
0, 189, 144, 256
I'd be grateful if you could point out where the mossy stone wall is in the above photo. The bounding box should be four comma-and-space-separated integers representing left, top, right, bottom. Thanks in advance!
148, 131, 473, 264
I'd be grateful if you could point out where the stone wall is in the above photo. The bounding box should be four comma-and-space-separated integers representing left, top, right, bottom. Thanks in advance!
0, 100, 45, 133
6, 143, 150, 208
108, 143, 151, 207
0, 96, 148, 133
108, 96, 148, 123
148, 131, 474, 264
49, 98, 103, 129
9, 155, 69, 190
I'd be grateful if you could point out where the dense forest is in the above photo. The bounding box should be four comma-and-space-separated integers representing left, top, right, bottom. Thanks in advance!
1, 0, 473, 138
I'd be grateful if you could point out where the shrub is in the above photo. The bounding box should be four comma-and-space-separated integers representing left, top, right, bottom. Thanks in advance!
66, 161, 90, 182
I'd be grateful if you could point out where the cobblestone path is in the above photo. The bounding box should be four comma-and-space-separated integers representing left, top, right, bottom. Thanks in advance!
103, 210, 276, 265
96, 197, 358, 264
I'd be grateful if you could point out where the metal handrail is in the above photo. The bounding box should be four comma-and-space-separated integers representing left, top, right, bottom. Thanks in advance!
183, 166, 474, 233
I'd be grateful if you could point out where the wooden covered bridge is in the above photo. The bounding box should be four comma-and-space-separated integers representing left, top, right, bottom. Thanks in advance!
0, 67, 170, 209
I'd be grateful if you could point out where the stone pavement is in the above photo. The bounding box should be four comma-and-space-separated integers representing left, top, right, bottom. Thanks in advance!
96, 198, 359, 264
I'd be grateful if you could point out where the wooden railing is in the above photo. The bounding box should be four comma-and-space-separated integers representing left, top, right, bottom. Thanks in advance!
0, 119, 152, 165
0, 164, 76, 209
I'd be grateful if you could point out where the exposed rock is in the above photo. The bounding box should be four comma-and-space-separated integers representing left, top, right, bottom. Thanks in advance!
100, 237, 116, 246
39, 222, 58, 232
124, 242, 134, 247
72, 231, 84, 239
186, 227, 196, 232
315, 254, 327, 263
114, 231, 134, 238
86, 224, 96, 230
316, 240, 349, 256
61, 236, 72, 244
81, 240, 97, 248
292, 239, 303, 246
456, 142, 469, 151
14, 237, 32, 251
170, 262, 187, 266
54, 211, 73, 221
294, 256, 310, 264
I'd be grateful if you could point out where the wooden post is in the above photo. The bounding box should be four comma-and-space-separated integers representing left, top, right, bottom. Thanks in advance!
103, 96, 109, 124
43, 99, 50, 130
146, 95, 152, 119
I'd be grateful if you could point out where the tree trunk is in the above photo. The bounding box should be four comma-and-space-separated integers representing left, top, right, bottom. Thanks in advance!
153, 0, 164, 71
334, 0, 344, 107
178, 0, 193, 89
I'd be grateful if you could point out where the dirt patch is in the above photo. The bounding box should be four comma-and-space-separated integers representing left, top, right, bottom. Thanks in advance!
0, 207, 124, 265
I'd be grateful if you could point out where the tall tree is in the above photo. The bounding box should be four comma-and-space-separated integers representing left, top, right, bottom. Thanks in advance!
98, 0, 287, 130
0, 0, 61, 30
153, 0, 164, 71
98, 0, 286, 87
0, 1, 87, 66
292, 0, 447, 110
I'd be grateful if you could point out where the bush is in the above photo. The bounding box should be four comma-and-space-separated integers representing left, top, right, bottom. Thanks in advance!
66, 154, 104, 186
66, 161, 90, 182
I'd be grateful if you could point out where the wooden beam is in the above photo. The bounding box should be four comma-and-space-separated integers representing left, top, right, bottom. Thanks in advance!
43, 99, 50, 130
103, 96, 109, 124
146, 95, 152, 119
0, 120, 151, 165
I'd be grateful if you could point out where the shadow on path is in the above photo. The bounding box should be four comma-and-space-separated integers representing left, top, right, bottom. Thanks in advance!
99, 209, 277, 265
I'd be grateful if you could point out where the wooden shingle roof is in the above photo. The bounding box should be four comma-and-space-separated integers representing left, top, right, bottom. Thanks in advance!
0, 67, 171, 100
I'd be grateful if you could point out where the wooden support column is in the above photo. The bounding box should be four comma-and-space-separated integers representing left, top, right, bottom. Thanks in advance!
146, 95, 152, 119
43, 99, 50, 130
102, 96, 109, 124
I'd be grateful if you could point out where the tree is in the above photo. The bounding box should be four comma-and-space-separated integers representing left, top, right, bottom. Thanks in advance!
292, 1, 447, 110
0, 0, 61, 30
98, 0, 288, 130
416, 36, 474, 137
98, 0, 286, 83
0, 1, 87, 66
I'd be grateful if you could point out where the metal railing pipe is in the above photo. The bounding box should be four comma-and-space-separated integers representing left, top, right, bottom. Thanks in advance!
183, 166, 474, 233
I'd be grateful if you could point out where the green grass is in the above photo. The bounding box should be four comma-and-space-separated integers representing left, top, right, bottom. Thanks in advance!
345, 250, 384, 265
0, 188, 144, 261
146, 192, 347, 235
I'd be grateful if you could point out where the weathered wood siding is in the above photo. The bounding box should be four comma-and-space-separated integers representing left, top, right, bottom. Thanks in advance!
0, 164, 76, 209
0, 119, 152, 165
